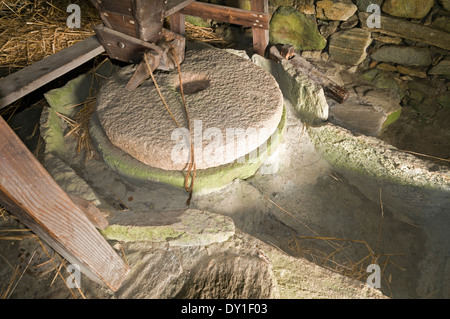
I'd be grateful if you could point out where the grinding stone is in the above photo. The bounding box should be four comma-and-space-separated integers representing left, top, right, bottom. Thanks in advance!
95, 48, 284, 171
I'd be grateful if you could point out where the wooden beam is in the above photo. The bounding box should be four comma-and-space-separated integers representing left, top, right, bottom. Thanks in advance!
0, 36, 105, 110
180, 1, 270, 29
0, 116, 129, 291
251, 0, 269, 56
165, 0, 195, 17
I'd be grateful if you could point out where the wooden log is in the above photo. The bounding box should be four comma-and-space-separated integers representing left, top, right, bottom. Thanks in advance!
270, 45, 349, 103
0, 116, 129, 291
0, 36, 104, 110
180, 1, 270, 29
251, 0, 269, 56
125, 51, 161, 91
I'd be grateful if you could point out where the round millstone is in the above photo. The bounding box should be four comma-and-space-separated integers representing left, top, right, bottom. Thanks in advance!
91, 48, 285, 192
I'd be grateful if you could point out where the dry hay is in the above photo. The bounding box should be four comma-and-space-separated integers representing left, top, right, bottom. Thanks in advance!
185, 21, 232, 47
0, 0, 100, 70
0, 0, 231, 71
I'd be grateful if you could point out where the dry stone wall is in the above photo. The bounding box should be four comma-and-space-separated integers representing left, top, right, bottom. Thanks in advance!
204, 0, 450, 82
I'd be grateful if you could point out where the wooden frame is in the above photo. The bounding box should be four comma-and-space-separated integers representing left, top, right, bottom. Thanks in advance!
173, 0, 270, 56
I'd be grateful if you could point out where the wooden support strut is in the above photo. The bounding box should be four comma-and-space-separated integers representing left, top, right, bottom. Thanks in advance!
0, 116, 129, 291
251, 0, 269, 57
179, 0, 270, 56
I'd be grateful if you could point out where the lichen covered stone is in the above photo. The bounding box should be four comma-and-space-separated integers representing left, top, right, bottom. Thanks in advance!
269, 6, 326, 51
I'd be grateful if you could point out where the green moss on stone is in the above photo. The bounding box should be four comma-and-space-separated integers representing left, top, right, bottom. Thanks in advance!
90, 107, 286, 194
101, 225, 184, 242
382, 109, 402, 129
307, 124, 450, 190
41, 108, 66, 157
185, 15, 211, 28
269, 6, 326, 51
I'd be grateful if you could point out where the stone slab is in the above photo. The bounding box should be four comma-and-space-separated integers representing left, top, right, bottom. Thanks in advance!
371, 46, 432, 67
101, 209, 235, 247
328, 28, 373, 66
252, 54, 328, 125
359, 12, 450, 51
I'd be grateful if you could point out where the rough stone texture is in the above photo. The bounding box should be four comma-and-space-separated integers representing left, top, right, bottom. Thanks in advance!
26, 47, 450, 300
431, 16, 450, 33
396, 65, 427, 78
359, 12, 450, 51
269, 6, 327, 51
439, 0, 450, 10
297, 0, 316, 14
355, 0, 384, 11
101, 209, 235, 247
90, 109, 286, 194
328, 85, 402, 136
95, 48, 284, 171
382, 0, 435, 19
360, 68, 405, 98
371, 46, 432, 66
371, 33, 403, 45
316, 0, 358, 21
43, 152, 102, 206
428, 58, 450, 76
252, 54, 328, 125
329, 28, 373, 65
307, 123, 450, 191
31, 72, 450, 299
319, 20, 340, 39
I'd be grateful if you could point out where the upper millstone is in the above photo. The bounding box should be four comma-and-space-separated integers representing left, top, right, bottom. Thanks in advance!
95, 48, 284, 171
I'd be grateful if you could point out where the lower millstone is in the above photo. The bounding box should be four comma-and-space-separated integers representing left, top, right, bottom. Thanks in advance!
89, 107, 286, 194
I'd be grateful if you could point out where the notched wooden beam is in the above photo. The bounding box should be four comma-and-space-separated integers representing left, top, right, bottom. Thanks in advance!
180, 1, 270, 29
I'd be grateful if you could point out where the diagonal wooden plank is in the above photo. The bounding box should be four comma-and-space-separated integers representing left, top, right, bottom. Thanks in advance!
0, 116, 129, 291
0, 36, 105, 110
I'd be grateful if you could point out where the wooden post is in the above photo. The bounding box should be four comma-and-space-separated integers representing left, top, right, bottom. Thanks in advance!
170, 11, 186, 36
251, 0, 269, 56
0, 116, 129, 291
132, 0, 166, 42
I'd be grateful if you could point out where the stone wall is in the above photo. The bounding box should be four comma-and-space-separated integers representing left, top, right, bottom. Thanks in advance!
205, 0, 450, 84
